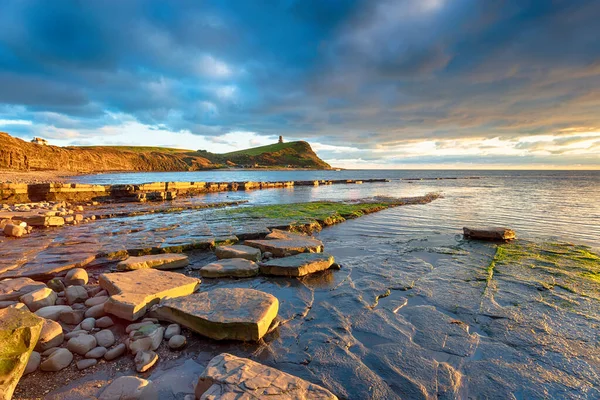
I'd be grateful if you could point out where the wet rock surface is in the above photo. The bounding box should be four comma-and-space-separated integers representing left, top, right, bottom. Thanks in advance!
195, 353, 338, 399
5, 197, 600, 400
116, 253, 189, 271
260, 252, 335, 276
199, 258, 259, 278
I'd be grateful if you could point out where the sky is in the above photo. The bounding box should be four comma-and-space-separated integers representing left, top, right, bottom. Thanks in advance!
1, 0, 599, 169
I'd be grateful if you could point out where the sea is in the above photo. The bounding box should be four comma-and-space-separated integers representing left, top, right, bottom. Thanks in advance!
73, 170, 600, 246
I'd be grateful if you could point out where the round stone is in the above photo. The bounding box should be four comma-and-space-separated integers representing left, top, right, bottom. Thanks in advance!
64, 268, 88, 286
24, 351, 41, 374
67, 334, 97, 355
85, 346, 107, 359
40, 348, 73, 372
80, 317, 95, 331
77, 358, 97, 370
95, 329, 116, 348
96, 316, 114, 328
168, 335, 186, 350
104, 343, 127, 361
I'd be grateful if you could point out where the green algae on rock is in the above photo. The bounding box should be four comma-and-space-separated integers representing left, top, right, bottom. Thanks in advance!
0, 308, 43, 400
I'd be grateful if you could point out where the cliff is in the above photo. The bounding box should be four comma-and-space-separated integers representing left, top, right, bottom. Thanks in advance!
0, 132, 331, 172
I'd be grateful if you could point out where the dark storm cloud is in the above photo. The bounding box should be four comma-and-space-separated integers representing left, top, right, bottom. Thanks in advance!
1, 0, 600, 157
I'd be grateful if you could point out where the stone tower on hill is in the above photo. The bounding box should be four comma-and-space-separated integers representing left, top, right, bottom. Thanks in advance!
278, 135, 283, 143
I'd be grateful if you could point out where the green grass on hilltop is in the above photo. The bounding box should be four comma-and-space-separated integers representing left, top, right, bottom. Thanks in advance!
221, 142, 304, 157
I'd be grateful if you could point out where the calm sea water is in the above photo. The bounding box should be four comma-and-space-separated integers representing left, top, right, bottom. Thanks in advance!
74, 170, 600, 246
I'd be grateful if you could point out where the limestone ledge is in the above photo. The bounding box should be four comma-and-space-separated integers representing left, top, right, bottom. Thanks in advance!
1, 179, 390, 204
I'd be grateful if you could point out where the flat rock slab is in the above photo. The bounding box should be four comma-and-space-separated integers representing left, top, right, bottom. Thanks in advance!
463, 227, 516, 241
116, 253, 189, 271
99, 269, 201, 321
195, 353, 337, 399
0, 278, 47, 302
260, 253, 335, 277
244, 238, 323, 257
214, 245, 261, 261
151, 288, 278, 341
200, 259, 259, 278
0, 308, 44, 400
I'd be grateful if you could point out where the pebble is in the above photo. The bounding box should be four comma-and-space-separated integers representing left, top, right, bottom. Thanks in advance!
85, 346, 107, 359
34, 305, 72, 321
81, 317, 96, 331
35, 319, 64, 352
19, 288, 57, 312
96, 316, 114, 328
77, 358, 97, 370
95, 329, 116, 348
168, 335, 186, 350
47, 278, 65, 292
98, 376, 156, 400
134, 350, 158, 373
40, 348, 73, 372
64, 268, 88, 286
86, 286, 104, 297
59, 309, 85, 325
104, 343, 127, 361
164, 324, 180, 340
125, 321, 154, 333
24, 351, 41, 374
85, 296, 108, 307
65, 330, 88, 339
65, 285, 89, 305
67, 334, 97, 355
41, 347, 60, 357
85, 303, 106, 318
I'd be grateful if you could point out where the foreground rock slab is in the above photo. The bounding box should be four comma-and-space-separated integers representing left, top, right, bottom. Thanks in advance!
151, 288, 278, 341
99, 269, 201, 321
200, 258, 259, 278
260, 252, 335, 277
463, 227, 516, 241
116, 253, 189, 271
0, 308, 43, 400
195, 353, 337, 399
215, 245, 261, 261
244, 237, 324, 257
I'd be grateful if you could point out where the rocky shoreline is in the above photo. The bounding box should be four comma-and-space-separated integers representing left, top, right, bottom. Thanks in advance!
0, 183, 598, 399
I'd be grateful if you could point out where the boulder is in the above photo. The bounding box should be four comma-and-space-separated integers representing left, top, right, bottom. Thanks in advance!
244, 237, 323, 257
34, 319, 64, 352
0, 308, 43, 399
99, 376, 157, 400
40, 348, 73, 372
64, 268, 88, 286
463, 227, 516, 241
200, 258, 259, 278
260, 253, 335, 277
134, 350, 158, 373
151, 288, 278, 341
215, 245, 261, 261
99, 269, 201, 321
67, 334, 97, 355
34, 305, 72, 321
65, 285, 89, 305
195, 353, 337, 399
19, 287, 57, 311
0, 278, 46, 302
116, 254, 189, 271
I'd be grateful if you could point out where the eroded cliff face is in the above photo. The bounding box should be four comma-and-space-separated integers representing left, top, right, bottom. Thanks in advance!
0, 132, 213, 172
